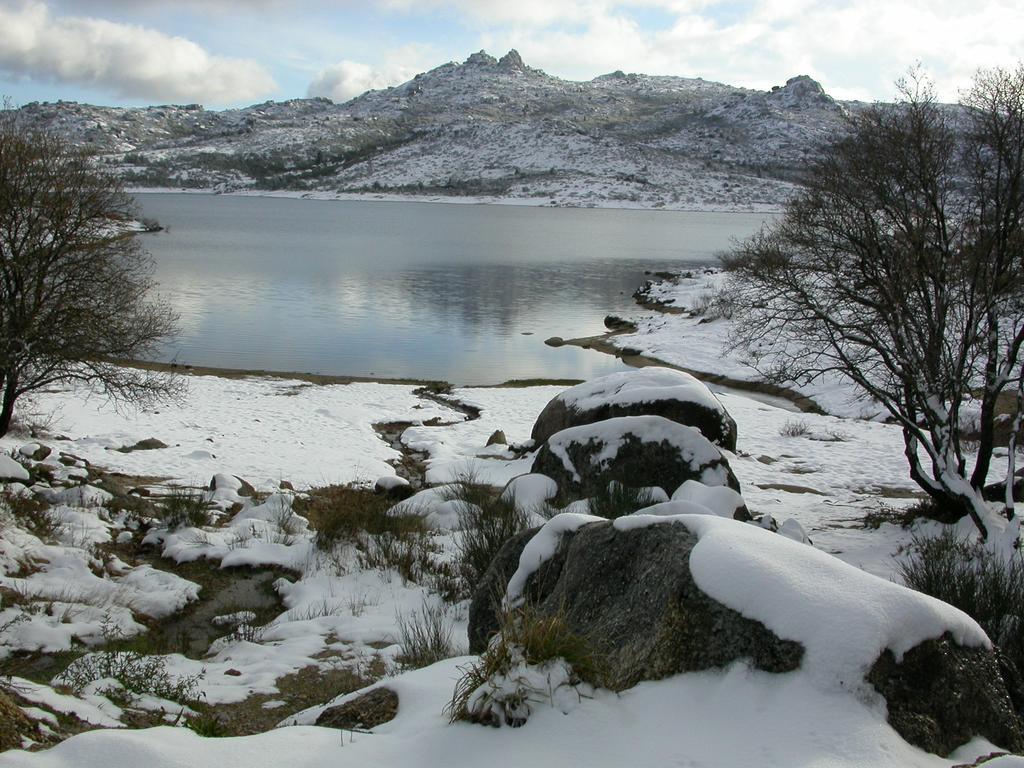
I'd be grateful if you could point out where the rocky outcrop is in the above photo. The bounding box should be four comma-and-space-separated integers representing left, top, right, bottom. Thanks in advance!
530, 368, 737, 451
531, 415, 739, 502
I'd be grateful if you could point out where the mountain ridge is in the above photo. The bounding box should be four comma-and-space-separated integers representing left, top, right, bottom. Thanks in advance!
14, 50, 858, 210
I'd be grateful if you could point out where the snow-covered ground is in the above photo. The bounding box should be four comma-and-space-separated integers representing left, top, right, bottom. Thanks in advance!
0, 367, 1019, 766
611, 269, 893, 418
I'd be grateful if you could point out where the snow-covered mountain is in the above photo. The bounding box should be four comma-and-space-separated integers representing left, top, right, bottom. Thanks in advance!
15, 50, 857, 210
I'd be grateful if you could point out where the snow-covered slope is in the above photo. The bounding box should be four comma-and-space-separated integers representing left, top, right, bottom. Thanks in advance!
13, 51, 857, 210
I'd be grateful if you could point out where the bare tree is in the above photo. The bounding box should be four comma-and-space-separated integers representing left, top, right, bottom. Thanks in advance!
0, 109, 181, 437
725, 67, 1024, 538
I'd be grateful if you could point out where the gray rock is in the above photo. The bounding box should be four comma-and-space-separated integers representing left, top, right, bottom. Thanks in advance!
469, 520, 802, 688
315, 687, 399, 730
531, 415, 739, 503
485, 430, 507, 446
530, 368, 737, 451
468, 526, 541, 653
867, 634, 1024, 756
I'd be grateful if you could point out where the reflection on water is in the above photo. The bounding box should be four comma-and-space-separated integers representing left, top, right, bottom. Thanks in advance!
136, 194, 772, 384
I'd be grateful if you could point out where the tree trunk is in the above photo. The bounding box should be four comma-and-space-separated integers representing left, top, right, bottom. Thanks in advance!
903, 427, 990, 538
971, 386, 998, 490
0, 374, 18, 438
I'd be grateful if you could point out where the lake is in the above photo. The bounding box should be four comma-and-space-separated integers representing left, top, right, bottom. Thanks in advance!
134, 194, 772, 385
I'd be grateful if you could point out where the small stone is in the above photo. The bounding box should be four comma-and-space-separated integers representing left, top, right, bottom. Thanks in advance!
544, 336, 565, 347
279, 480, 295, 491
224, 669, 243, 677
485, 430, 507, 446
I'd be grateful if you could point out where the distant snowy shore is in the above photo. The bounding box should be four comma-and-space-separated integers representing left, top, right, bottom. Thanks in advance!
126, 186, 786, 215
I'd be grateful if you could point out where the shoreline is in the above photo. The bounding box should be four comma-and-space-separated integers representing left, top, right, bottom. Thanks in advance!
127, 186, 786, 216
113, 358, 584, 391
557, 331, 823, 414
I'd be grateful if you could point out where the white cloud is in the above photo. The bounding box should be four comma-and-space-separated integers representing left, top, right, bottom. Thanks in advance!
0, 0, 277, 104
476, 0, 1024, 101
308, 47, 432, 101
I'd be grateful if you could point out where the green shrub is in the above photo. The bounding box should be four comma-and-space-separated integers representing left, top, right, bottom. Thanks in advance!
447, 480, 531, 599
302, 484, 421, 552
160, 488, 211, 530
395, 601, 456, 670
899, 529, 1024, 675
588, 481, 662, 520
186, 712, 228, 737
58, 649, 203, 704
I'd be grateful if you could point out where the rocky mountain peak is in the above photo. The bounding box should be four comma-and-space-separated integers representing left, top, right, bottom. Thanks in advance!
497, 49, 526, 71
769, 75, 835, 109
465, 50, 498, 67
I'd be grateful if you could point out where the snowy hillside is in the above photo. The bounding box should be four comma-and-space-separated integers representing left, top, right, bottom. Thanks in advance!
13, 50, 857, 210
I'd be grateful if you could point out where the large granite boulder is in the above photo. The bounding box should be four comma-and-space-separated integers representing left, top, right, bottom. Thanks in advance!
530, 368, 737, 451
469, 519, 801, 687
531, 415, 739, 502
469, 513, 1024, 756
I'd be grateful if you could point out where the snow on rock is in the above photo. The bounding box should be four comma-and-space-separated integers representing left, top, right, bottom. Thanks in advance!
500, 473, 557, 513
672, 478, 748, 519
531, 367, 737, 450
532, 415, 737, 498
778, 518, 811, 544
650, 513, 986, 692
506, 512, 603, 604
387, 485, 464, 530
0, 455, 30, 482
374, 475, 410, 492
506, 509, 988, 696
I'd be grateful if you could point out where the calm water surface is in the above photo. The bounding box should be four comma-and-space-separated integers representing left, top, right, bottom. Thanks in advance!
135, 194, 772, 385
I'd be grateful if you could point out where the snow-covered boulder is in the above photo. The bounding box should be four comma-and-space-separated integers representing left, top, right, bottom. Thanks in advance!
374, 475, 414, 501
672, 479, 749, 520
531, 415, 739, 502
0, 455, 30, 482
469, 513, 1024, 756
530, 368, 737, 451
19, 442, 50, 461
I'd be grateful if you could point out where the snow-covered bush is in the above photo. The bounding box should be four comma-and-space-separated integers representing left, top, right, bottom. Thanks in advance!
449, 605, 601, 727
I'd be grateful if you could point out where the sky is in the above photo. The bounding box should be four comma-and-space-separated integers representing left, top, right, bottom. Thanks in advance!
0, 0, 1021, 110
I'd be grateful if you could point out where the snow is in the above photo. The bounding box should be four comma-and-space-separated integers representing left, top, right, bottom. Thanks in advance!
0, 455, 29, 482
500, 473, 557, 512
558, 367, 726, 416
672, 478, 746, 517
545, 415, 729, 489
0, 363, 1019, 766
0, 375, 463, 491
0, 659, 1001, 768
615, 270, 886, 419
